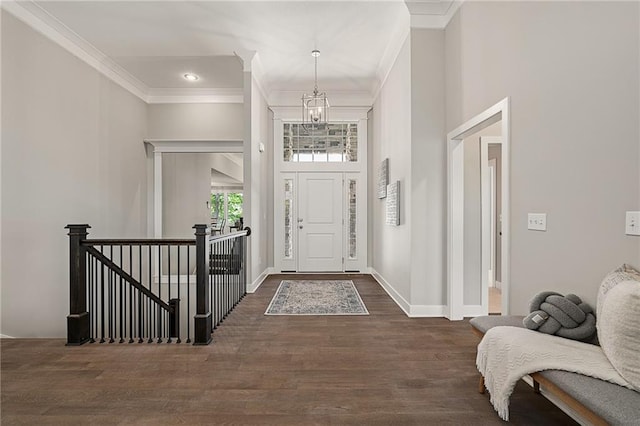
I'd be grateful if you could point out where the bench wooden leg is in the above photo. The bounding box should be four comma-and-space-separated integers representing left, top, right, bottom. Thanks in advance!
478, 375, 485, 394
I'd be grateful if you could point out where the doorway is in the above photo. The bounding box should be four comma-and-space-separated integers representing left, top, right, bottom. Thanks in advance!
481, 137, 502, 314
447, 98, 510, 320
298, 173, 343, 271
276, 171, 365, 273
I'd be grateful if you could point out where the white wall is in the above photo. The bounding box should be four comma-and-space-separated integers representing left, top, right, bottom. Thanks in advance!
162, 153, 211, 239
409, 28, 446, 308
445, 1, 640, 314
147, 103, 243, 140
1, 12, 148, 337
371, 36, 413, 302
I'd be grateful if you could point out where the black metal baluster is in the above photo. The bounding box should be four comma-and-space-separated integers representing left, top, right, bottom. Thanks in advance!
109, 246, 115, 343
168, 245, 172, 343
211, 240, 215, 328
186, 247, 191, 343
100, 246, 106, 343
138, 245, 143, 343
157, 245, 162, 343
88, 252, 95, 343
128, 245, 133, 343
225, 239, 230, 320
177, 246, 181, 343
148, 245, 152, 343
119, 245, 124, 343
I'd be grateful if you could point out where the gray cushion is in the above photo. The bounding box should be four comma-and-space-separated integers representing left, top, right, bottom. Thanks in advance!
539, 370, 640, 426
469, 315, 525, 334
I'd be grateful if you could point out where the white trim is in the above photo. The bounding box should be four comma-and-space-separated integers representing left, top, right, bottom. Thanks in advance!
2, 0, 148, 102
2, 1, 247, 105
0, 334, 15, 339
370, 269, 411, 316
462, 305, 484, 318
153, 151, 162, 238
144, 140, 243, 153
147, 88, 243, 104
373, 18, 410, 101
481, 136, 502, 316
370, 269, 446, 317
409, 305, 446, 317
447, 97, 511, 320
144, 139, 245, 239
409, 1, 463, 29
247, 268, 273, 293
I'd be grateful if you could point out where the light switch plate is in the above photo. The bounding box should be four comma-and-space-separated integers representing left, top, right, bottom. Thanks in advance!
626, 211, 640, 236
528, 213, 547, 231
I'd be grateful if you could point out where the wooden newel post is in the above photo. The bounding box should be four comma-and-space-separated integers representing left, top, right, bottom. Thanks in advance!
193, 224, 212, 345
65, 224, 91, 346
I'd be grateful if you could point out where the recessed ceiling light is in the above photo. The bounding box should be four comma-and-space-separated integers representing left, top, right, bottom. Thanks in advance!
183, 73, 199, 82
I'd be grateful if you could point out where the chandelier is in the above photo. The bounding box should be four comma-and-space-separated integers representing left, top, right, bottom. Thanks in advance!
302, 50, 329, 126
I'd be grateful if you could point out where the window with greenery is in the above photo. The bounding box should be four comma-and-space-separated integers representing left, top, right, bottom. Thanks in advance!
227, 193, 243, 225
210, 191, 243, 226
210, 193, 224, 219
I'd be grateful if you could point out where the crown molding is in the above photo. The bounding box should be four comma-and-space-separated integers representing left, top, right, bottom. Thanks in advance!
372, 11, 411, 101
146, 88, 243, 104
2, 0, 248, 105
409, 0, 463, 29
2, 0, 150, 102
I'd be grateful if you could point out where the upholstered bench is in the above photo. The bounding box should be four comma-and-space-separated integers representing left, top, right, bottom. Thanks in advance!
470, 316, 640, 425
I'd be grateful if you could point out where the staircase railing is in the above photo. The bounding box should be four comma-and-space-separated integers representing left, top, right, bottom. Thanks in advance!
66, 224, 250, 346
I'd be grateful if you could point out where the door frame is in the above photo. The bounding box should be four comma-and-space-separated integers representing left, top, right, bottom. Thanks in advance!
481, 137, 502, 315
271, 107, 369, 273
144, 139, 243, 238
446, 98, 510, 320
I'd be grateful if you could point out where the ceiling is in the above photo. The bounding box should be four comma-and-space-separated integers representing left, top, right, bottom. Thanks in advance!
25, 0, 457, 102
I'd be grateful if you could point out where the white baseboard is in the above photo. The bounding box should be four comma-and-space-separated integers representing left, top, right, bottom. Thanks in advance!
462, 305, 484, 317
495, 280, 502, 290
0, 334, 15, 339
409, 304, 446, 317
370, 269, 446, 318
247, 268, 273, 293
370, 269, 411, 315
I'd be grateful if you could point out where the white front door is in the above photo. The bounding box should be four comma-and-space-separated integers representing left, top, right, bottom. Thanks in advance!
298, 172, 343, 271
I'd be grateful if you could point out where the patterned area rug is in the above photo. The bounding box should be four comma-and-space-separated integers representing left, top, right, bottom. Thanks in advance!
265, 280, 369, 315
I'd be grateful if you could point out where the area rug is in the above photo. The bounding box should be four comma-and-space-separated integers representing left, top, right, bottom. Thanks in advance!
265, 280, 369, 315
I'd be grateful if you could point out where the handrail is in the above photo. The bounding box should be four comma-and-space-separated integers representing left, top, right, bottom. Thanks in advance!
83, 239, 195, 246
208, 227, 251, 243
85, 246, 171, 312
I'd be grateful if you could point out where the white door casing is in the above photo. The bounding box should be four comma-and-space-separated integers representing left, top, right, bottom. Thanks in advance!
272, 107, 369, 273
447, 98, 510, 320
298, 173, 344, 271
481, 137, 502, 315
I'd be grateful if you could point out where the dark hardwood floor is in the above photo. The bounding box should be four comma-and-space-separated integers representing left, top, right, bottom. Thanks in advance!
1, 274, 576, 425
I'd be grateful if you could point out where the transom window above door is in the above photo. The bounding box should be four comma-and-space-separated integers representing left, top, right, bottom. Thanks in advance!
283, 123, 358, 162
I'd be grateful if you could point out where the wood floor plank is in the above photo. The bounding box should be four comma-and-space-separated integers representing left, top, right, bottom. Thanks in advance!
1, 274, 576, 425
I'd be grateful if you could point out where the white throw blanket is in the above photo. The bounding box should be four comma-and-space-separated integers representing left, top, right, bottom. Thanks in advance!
477, 326, 633, 421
